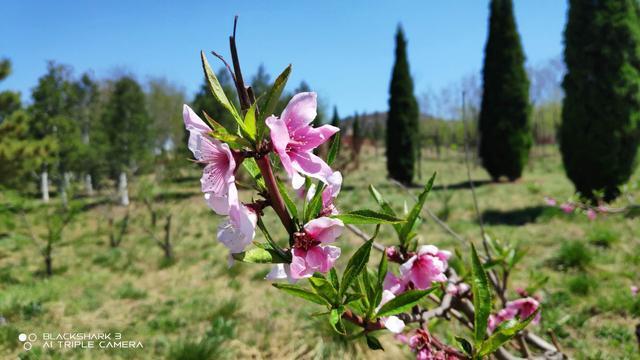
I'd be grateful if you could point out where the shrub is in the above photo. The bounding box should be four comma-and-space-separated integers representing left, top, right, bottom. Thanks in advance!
551, 241, 592, 270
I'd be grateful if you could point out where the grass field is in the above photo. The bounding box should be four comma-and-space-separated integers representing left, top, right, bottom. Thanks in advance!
1, 146, 639, 359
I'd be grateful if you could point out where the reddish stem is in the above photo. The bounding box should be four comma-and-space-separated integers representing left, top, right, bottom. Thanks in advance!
341, 309, 384, 331
256, 155, 296, 235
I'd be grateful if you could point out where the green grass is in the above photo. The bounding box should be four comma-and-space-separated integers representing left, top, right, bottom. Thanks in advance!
0, 145, 639, 359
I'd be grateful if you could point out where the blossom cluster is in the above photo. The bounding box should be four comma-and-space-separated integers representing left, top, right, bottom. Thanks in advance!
544, 196, 608, 221
184, 92, 343, 279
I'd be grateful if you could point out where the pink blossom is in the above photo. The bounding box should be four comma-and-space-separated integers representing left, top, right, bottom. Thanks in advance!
266, 92, 339, 189
586, 208, 597, 221
302, 171, 342, 216
183, 104, 237, 215
289, 217, 343, 279
400, 245, 451, 289
597, 205, 609, 213
544, 197, 557, 206
375, 290, 405, 333
560, 203, 574, 214
216, 198, 257, 254
408, 329, 451, 360
384, 271, 407, 295
631, 285, 639, 297
265, 264, 294, 282
488, 297, 541, 332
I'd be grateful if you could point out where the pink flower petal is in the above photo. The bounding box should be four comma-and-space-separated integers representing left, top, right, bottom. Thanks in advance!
304, 217, 344, 243
281, 92, 317, 133
289, 150, 334, 186
291, 124, 339, 152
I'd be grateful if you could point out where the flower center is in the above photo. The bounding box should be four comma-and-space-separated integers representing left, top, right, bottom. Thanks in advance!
293, 231, 320, 251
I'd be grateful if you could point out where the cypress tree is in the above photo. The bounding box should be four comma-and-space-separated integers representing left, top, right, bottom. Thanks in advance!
478, 0, 531, 181
561, 0, 640, 201
387, 26, 419, 185
352, 113, 362, 167
331, 106, 340, 129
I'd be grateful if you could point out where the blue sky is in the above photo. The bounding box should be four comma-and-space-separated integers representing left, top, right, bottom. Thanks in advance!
1, 0, 567, 115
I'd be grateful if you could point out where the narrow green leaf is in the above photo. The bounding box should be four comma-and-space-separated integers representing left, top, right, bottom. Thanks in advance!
455, 336, 473, 356
232, 247, 288, 264
209, 130, 252, 149
243, 101, 257, 140
200, 51, 241, 123
368, 185, 400, 238
329, 268, 340, 290
471, 244, 492, 346
242, 158, 266, 190
259, 65, 291, 138
309, 277, 339, 305
376, 288, 434, 318
344, 293, 364, 305
374, 250, 388, 308
327, 132, 341, 165
365, 334, 384, 350
339, 239, 373, 297
329, 307, 346, 335
305, 182, 326, 222
272, 283, 329, 306
202, 111, 229, 132
276, 178, 299, 220
399, 172, 437, 243
478, 310, 540, 357
332, 210, 404, 225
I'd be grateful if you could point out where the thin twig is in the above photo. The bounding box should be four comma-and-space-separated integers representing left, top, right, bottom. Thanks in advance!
345, 224, 386, 252
390, 179, 466, 244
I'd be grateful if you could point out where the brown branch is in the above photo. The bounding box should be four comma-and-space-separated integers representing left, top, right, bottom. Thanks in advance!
256, 155, 296, 235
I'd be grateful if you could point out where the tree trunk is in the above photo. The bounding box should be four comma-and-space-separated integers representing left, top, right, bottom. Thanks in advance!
118, 172, 129, 206
163, 215, 173, 260
85, 173, 94, 196
44, 254, 52, 277
41, 170, 50, 203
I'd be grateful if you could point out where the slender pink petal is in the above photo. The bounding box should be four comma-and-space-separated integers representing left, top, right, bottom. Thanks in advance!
289, 150, 334, 185
281, 92, 317, 133
183, 104, 211, 156
291, 124, 339, 151
266, 264, 294, 283
217, 204, 257, 254
266, 115, 295, 178
204, 192, 230, 215
383, 272, 406, 295
304, 217, 344, 243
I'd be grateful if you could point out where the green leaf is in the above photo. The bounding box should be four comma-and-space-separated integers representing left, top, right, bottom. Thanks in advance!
455, 336, 473, 356
365, 334, 384, 351
339, 239, 373, 297
470, 244, 492, 347
329, 268, 340, 290
374, 250, 388, 308
242, 158, 266, 190
343, 293, 364, 305
399, 172, 436, 243
259, 65, 291, 138
309, 276, 339, 305
329, 307, 346, 335
209, 130, 252, 149
332, 210, 404, 225
272, 283, 329, 306
276, 178, 299, 220
200, 51, 241, 123
243, 101, 257, 140
304, 181, 326, 222
232, 248, 288, 264
478, 310, 540, 357
369, 184, 403, 236
327, 132, 341, 165
202, 111, 229, 132
376, 288, 434, 318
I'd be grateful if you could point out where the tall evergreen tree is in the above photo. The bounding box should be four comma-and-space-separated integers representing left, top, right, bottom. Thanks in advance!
73, 73, 101, 195
0, 59, 52, 189
101, 76, 152, 205
30, 62, 81, 203
478, 0, 531, 181
331, 106, 340, 129
561, 0, 640, 201
387, 26, 419, 185
352, 113, 362, 167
